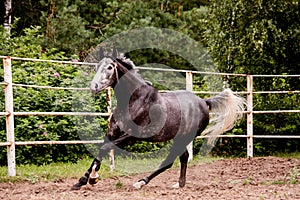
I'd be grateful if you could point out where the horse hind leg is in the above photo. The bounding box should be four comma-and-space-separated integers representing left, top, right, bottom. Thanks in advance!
133, 141, 188, 189
172, 149, 189, 188
133, 153, 176, 189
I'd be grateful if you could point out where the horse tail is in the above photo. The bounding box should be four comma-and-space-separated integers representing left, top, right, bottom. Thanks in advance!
201, 89, 246, 150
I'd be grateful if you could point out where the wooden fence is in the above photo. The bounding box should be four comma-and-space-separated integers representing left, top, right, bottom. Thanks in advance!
1, 56, 300, 176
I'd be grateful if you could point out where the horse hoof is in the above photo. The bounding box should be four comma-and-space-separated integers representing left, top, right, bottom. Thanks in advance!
172, 181, 186, 188
71, 182, 83, 190
88, 177, 99, 185
133, 180, 146, 189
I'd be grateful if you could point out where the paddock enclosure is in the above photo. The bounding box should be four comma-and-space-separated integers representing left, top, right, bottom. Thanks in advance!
0, 56, 300, 199
1, 56, 300, 176
0, 56, 300, 169
1, 156, 300, 200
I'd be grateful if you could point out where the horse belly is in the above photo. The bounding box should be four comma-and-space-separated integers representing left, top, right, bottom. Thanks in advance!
144, 107, 181, 142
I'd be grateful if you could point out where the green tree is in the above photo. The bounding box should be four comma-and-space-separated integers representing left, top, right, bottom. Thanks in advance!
205, 0, 300, 155
40, 0, 96, 57
5, 0, 210, 59
206, 0, 300, 76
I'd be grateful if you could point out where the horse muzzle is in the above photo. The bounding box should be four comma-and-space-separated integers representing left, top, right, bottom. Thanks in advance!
90, 82, 108, 94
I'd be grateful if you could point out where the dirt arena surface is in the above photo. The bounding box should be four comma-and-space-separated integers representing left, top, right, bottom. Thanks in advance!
1, 156, 300, 200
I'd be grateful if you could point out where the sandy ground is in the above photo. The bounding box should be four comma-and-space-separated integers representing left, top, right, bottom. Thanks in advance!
1, 156, 300, 200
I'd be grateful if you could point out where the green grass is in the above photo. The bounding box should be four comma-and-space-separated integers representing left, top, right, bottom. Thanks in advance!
271, 151, 300, 159
0, 158, 78, 183
0, 155, 222, 183
0, 157, 122, 183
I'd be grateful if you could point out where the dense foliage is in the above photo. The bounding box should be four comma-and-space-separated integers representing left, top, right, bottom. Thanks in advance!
0, 0, 299, 165
0, 25, 108, 165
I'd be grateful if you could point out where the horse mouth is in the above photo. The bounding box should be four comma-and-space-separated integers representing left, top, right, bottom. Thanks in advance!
90, 84, 108, 94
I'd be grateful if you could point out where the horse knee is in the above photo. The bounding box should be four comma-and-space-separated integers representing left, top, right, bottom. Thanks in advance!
97, 142, 113, 159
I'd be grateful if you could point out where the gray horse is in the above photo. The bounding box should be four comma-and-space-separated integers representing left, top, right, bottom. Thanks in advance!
71, 49, 246, 190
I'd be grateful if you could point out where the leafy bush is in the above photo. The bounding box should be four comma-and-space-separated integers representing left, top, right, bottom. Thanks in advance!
0, 25, 108, 165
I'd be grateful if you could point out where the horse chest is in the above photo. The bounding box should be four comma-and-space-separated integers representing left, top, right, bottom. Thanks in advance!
114, 102, 170, 139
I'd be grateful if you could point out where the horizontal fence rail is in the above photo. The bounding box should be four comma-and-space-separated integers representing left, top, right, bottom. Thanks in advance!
13, 112, 110, 116
1, 56, 300, 176
12, 83, 90, 91
0, 140, 104, 147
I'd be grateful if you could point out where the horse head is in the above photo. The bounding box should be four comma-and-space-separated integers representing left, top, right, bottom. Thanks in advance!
90, 47, 135, 94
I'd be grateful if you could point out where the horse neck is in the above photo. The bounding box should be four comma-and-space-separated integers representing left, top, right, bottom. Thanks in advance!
113, 69, 148, 107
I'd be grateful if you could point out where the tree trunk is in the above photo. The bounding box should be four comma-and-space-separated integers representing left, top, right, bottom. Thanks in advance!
4, 0, 12, 35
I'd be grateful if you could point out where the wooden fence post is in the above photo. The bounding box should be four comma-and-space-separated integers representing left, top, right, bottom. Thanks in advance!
186, 71, 193, 161
106, 87, 115, 171
4, 56, 16, 176
247, 75, 253, 157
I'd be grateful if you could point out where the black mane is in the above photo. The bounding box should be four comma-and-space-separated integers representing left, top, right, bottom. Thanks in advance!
115, 56, 151, 85
116, 58, 134, 71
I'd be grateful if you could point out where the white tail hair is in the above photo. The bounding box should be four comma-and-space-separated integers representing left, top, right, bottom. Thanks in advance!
202, 89, 247, 149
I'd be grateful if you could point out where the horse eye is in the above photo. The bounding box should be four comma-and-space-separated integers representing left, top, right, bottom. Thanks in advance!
107, 66, 113, 70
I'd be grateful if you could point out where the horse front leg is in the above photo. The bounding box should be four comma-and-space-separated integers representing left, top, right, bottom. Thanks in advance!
71, 137, 112, 190
71, 133, 136, 190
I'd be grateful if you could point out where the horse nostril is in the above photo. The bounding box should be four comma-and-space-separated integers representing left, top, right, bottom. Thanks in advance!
91, 83, 98, 92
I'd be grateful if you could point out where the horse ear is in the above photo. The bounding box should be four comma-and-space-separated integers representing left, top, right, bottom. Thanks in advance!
112, 46, 119, 59
98, 47, 105, 60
